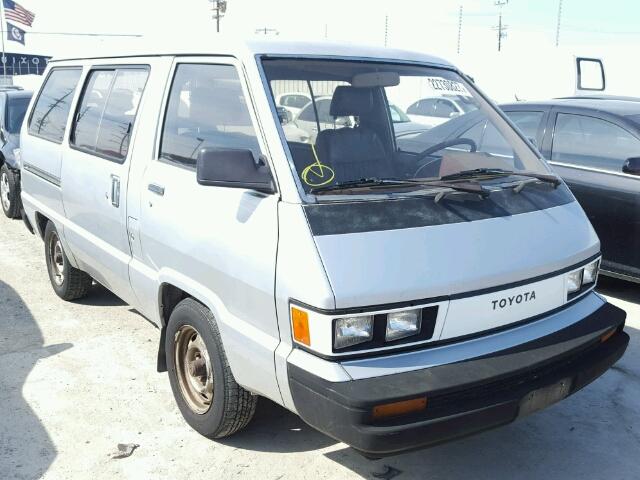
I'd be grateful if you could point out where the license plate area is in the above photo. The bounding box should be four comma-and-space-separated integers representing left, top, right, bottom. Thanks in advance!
519, 377, 572, 417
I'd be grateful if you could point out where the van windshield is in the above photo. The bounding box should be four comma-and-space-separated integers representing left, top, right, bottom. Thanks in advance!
262, 58, 550, 197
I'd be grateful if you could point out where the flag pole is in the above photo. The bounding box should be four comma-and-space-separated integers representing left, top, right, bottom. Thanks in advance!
0, 1, 6, 78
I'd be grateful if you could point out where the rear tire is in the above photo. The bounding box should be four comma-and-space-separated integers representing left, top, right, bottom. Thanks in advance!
44, 221, 92, 300
1, 164, 20, 219
166, 298, 257, 438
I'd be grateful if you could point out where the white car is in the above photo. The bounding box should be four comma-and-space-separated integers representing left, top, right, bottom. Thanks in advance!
275, 92, 311, 117
406, 94, 477, 128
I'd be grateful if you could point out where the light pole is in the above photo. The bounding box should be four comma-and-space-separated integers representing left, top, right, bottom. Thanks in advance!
210, 0, 227, 33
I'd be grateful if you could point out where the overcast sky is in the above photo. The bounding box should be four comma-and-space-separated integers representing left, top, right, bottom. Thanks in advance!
4, 0, 640, 59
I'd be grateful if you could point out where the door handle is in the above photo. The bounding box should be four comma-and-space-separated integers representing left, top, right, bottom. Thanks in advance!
148, 183, 165, 196
111, 175, 120, 207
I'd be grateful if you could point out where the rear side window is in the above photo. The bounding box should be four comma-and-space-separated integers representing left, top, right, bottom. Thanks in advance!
28, 68, 82, 143
552, 113, 640, 172
159, 63, 261, 167
71, 68, 149, 162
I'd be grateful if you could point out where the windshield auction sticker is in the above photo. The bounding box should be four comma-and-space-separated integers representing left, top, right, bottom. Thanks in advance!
426, 77, 472, 96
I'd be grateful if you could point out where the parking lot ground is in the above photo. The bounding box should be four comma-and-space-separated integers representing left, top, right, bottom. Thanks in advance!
0, 212, 639, 480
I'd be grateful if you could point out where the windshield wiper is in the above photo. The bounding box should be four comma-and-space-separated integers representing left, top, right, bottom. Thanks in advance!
310, 178, 417, 194
311, 177, 491, 202
439, 168, 561, 187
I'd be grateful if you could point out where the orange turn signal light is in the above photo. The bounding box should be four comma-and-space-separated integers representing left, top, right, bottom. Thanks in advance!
372, 397, 428, 419
291, 307, 311, 346
600, 328, 617, 343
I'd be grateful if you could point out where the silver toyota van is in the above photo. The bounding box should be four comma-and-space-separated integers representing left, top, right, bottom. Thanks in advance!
20, 37, 628, 456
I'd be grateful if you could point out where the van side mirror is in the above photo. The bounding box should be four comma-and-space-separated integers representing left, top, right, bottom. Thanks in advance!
196, 148, 276, 194
622, 157, 640, 176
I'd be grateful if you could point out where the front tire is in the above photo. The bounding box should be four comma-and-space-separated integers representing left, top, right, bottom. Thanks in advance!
166, 298, 257, 439
1, 164, 20, 219
44, 221, 92, 300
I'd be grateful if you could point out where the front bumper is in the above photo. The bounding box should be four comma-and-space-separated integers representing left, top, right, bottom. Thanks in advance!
288, 301, 628, 456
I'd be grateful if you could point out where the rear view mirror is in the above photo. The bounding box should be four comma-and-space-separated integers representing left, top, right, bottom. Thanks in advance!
449, 112, 460, 119
197, 148, 276, 194
622, 157, 640, 176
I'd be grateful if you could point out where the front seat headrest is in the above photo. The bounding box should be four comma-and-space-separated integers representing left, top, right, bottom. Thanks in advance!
330, 86, 374, 117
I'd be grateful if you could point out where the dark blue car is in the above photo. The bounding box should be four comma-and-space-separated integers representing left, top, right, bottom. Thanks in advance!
0, 89, 32, 218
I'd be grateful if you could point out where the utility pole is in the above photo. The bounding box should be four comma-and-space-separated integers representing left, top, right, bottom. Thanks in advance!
384, 14, 388, 47
493, 0, 509, 52
210, 0, 227, 33
457, 5, 463, 54
555, 0, 563, 47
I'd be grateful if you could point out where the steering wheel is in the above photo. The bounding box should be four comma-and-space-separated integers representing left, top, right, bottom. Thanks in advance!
412, 137, 478, 178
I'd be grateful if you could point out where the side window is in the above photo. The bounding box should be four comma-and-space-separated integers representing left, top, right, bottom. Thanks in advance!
282, 95, 309, 109
297, 103, 315, 122
71, 67, 149, 162
480, 122, 513, 157
95, 70, 149, 159
315, 99, 333, 123
505, 111, 544, 144
409, 99, 437, 116
552, 113, 640, 172
434, 99, 456, 118
28, 68, 82, 143
73, 70, 114, 151
160, 63, 261, 167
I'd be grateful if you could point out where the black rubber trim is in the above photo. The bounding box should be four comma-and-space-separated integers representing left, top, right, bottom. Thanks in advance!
304, 183, 574, 236
288, 301, 628, 456
23, 162, 61, 187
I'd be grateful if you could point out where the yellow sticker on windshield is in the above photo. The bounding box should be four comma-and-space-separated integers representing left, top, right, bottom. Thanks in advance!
302, 144, 335, 187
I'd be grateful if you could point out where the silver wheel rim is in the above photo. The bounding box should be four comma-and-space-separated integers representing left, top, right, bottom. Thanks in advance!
0, 171, 10, 212
48, 231, 65, 286
174, 325, 214, 414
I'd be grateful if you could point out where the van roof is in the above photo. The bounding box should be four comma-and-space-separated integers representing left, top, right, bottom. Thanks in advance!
48, 35, 454, 69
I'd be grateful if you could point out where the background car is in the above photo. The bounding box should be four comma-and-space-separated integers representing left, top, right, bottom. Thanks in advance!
0, 89, 32, 219
275, 91, 311, 117
389, 103, 430, 137
406, 94, 477, 128
501, 98, 640, 283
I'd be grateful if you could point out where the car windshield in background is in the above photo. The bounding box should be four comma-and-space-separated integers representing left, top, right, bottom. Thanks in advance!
6, 96, 31, 133
263, 58, 549, 197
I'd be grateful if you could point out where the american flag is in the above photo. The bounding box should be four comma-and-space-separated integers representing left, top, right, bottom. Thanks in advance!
2, 0, 35, 27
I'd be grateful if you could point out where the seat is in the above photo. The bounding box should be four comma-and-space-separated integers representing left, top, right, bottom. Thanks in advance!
316, 86, 396, 182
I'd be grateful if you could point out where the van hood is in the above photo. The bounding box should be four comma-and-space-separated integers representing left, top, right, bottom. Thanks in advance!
305, 186, 599, 309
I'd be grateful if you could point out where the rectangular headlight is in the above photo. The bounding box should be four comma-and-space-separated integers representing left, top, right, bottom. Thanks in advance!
386, 309, 422, 342
334, 316, 373, 349
567, 269, 583, 294
583, 259, 599, 285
